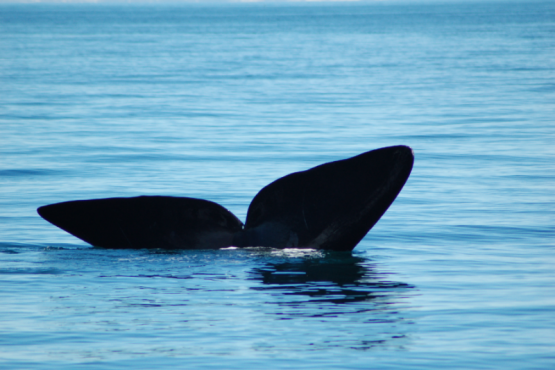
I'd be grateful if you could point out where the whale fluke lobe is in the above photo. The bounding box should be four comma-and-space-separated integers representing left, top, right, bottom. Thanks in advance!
241, 145, 414, 251
38, 145, 414, 251
38, 196, 244, 249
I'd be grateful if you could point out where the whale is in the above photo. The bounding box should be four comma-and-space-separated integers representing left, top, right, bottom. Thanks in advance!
37, 145, 414, 251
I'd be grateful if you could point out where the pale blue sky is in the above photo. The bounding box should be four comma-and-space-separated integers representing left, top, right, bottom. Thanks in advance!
0, 0, 513, 4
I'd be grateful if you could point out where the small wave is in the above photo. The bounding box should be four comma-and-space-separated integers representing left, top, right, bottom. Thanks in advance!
0, 169, 61, 177
0, 267, 62, 275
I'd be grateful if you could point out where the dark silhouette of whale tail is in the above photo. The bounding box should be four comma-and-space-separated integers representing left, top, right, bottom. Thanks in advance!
38, 145, 414, 251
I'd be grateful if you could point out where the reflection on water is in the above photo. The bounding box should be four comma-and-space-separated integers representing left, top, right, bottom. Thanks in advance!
250, 251, 413, 304
248, 250, 415, 350
0, 243, 416, 358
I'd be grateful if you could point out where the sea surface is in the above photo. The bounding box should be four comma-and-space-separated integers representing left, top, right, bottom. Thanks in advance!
1, 1, 554, 369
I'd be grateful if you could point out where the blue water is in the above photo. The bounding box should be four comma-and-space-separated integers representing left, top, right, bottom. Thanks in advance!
1, 1, 554, 368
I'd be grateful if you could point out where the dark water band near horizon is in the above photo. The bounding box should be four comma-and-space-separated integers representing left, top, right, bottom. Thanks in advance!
1, 1, 554, 369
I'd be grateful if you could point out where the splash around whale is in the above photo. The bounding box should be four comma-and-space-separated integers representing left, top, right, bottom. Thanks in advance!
38, 145, 414, 252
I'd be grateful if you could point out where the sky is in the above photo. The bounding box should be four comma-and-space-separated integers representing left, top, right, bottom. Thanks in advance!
0, 0, 375, 3
0, 0, 509, 4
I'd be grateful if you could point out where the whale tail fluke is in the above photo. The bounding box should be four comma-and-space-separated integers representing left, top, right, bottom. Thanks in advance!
38, 145, 414, 251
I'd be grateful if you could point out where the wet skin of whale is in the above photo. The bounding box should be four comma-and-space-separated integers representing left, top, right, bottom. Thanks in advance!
38, 145, 414, 252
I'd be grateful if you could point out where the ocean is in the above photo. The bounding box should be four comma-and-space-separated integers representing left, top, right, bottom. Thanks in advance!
1, 1, 554, 368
